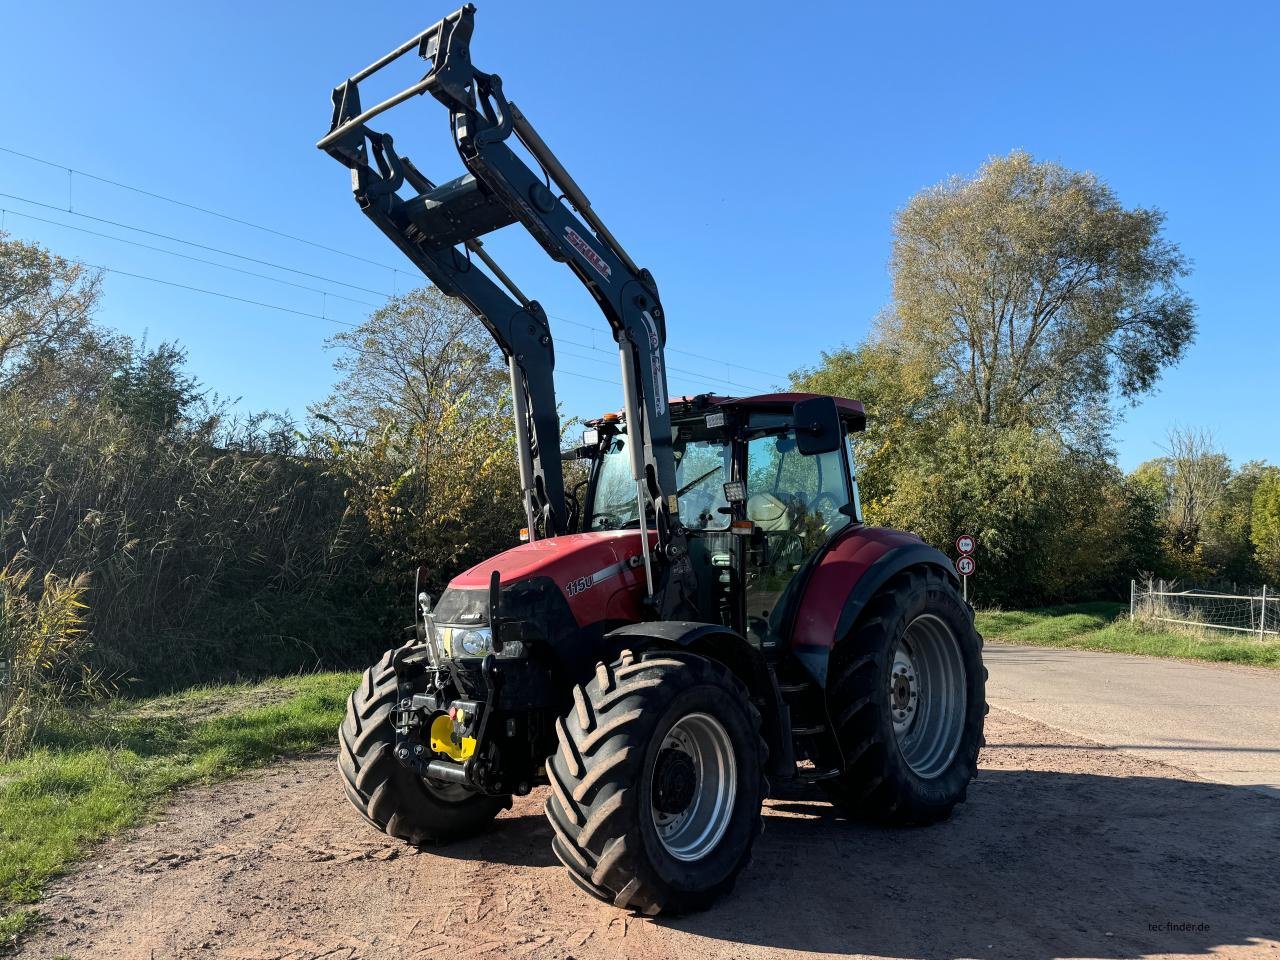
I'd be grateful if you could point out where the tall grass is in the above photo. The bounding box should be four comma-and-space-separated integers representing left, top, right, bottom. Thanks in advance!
0, 396, 392, 694
0, 567, 95, 758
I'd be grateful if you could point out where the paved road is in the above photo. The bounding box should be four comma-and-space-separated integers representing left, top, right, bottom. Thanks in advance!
986, 643, 1280, 797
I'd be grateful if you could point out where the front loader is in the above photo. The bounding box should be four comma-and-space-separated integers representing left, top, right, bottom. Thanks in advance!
320, 5, 985, 915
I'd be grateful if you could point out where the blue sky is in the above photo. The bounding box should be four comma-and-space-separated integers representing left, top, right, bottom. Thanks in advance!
2, 0, 1276, 471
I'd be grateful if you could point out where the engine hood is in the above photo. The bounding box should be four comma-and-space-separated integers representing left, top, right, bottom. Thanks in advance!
438, 529, 657, 630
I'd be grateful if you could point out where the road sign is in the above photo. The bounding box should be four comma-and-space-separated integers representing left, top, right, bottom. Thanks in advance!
956, 555, 976, 577
956, 534, 976, 556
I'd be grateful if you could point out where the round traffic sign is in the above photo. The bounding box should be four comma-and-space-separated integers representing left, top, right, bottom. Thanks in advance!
956, 534, 976, 556
956, 555, 976, 577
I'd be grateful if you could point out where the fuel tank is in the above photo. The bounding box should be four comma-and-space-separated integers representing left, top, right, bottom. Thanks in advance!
433, 530, 657, 633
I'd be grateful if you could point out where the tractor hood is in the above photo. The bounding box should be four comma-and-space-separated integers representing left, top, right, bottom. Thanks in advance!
434, 530, 657, 630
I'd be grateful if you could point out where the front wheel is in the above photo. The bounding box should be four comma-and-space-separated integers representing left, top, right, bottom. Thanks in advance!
545, 650, 766, 915
338, 647, 510, 844
823, 566, 986, 824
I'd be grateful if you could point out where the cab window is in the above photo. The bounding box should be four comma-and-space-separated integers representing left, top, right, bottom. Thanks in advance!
743, 426, 851, 644
590, 432, 730, 531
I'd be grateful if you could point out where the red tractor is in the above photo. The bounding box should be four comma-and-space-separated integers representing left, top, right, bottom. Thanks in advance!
320, 5, 984, 915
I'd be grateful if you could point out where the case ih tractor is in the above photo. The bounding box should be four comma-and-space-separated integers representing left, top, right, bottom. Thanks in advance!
320, 5, 984, 915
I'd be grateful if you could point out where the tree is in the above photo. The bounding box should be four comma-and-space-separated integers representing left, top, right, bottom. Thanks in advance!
317, 287, 506, 437
1252, 470, 1280, 583
891, 151, 1195, 437
1204, 461, 1269, 584
310, 288, 523, 589
105, 340, 201, 432
793, 153, 1200, 603
1160, 427, 1231, 555
0, 230, 102, 391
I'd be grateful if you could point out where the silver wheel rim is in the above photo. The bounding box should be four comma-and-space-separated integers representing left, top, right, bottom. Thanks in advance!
890, 614, 967, 779
649, 712, 737, 862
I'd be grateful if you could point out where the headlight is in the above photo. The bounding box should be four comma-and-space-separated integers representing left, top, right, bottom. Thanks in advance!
456, 626, 492, 658
438, 626, 526, 659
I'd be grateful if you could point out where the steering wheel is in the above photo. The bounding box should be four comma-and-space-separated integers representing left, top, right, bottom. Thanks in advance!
810, 491, 845, 524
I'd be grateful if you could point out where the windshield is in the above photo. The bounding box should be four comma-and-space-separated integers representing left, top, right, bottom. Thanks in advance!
590, 431, 731, 532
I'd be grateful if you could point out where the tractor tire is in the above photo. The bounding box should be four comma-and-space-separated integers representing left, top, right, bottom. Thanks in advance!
338, 647, 510, 844
545, 650, 767, 915
823, 566, 985, 825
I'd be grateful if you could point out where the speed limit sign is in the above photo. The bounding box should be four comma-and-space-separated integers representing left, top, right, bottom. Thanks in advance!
956, 555, 976, 577
956, 534, 976, 556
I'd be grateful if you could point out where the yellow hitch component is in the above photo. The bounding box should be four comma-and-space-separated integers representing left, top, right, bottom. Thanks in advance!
429, 713, 475, 762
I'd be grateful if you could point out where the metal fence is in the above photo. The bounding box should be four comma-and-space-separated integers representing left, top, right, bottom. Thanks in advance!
1131, 579, 1277, 637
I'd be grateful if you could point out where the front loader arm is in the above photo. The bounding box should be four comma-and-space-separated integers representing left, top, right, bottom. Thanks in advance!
318, 13, 565, 538
317, 4, 695, 614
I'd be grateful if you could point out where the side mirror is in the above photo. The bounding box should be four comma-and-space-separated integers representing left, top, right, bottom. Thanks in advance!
793, 396, 843, 456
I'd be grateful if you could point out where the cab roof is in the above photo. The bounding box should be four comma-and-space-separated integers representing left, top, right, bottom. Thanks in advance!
589, 392, 866, 432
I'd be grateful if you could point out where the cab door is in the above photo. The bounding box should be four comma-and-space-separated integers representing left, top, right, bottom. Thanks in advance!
741, 420, 853, 653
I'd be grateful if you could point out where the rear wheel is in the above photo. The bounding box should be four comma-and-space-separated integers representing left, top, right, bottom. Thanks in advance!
545, 650, 766, 915
823, 567, 985, 824
338, 647, 510, 844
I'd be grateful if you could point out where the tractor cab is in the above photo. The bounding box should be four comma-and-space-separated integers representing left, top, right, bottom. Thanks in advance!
578, 393, 867, 653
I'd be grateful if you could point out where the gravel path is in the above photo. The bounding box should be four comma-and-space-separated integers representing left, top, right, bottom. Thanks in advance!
18, 708, 1280, 960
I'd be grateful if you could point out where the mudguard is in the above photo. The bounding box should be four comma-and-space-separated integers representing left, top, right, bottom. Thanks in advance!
788, 526, 959, 688
605, 621, 793, 778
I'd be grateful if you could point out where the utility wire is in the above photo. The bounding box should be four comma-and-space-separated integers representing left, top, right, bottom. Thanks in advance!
546, 312, 787, 382
1, 150, 788, 387
3, 190, 777, 391
0, 147, 790, 383
555, 335, 775, 394
1, 207, 383, 310
0, 144, 403, 274
0, 191, 395, 300
555, 344, 732, 395
72, 257, 361, 327
52, 255, 694, 391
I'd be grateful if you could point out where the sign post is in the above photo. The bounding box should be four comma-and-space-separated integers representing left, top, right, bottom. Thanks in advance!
954, 535, 976, 602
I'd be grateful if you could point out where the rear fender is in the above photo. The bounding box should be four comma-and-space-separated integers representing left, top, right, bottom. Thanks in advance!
604, 621, 792, 778
790, 528, 959, 688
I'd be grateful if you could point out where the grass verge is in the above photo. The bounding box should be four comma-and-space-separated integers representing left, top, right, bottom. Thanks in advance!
0, 671, 358, 950
977, 602, 1280, 667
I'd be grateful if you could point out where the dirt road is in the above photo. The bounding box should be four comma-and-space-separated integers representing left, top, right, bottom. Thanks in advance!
18, 708, 1280, 960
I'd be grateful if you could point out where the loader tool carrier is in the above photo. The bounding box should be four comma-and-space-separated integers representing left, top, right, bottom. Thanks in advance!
320, 4, 985, 915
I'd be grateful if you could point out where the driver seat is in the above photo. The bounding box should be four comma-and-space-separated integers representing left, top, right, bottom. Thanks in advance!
747, 493, 791, 532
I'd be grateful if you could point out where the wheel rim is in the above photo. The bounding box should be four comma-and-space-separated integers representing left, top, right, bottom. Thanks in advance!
889, 614, 967, 779
649, 712, 737, 862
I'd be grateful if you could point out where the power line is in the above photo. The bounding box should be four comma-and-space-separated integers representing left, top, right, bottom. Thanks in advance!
555, 344, 737, 396
0, 191, 395, 300
52, 255, 653, 390
545, 312, 787, 382
1, 161, 783, 390
0, 146, 790, 384
0, 144, 404, 274
1, 198, 770, 392
22, 250, 761, 396
1, 207, 383, 310
73, 257, 361, 327
555, 334, 775, 394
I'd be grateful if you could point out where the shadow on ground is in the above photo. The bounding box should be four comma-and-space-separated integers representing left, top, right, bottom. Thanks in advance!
441, 767, 1279, 959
